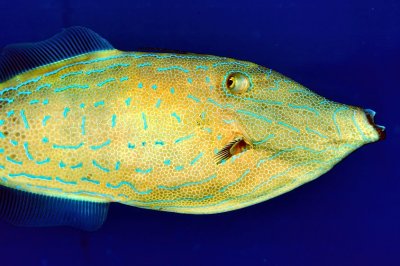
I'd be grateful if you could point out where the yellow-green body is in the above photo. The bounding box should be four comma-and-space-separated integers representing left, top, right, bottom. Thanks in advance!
0, 49, 380, 214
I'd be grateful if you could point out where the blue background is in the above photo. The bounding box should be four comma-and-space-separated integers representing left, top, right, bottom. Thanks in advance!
0, 0, 399, 265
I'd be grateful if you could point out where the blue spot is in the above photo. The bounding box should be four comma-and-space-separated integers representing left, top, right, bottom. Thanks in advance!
138, 82, 143, 88
90, 139, 111, 150
63, 107, 70, 118
155, 99, 161, 108
20, 110, 29, 129
115, 161, 121, 170
163, 159, 171, 165
42, 137, 49, 143
23, 142, 34, 160
10, 140, 18, 146
70, 162, 83, 169
205, 77, 211, 83
187, 78, 193, 84
94, 100, 105, 107
170, 87, 175, 94
6, 110, 14, 117
151, 84, 157, 90
6, 157, 22, 165
43, 99, 49, 105
128, 142, 136, 149
217, 134, 223, 141
125, 97, 132, 106
92, 160, 110, 173
42, 115, 51, 126
135, 168, 153, 174
111, 114, 117, 128
0, 148, 4, 153
0, 120, 4, 126
80, 103, 85, 108
36, 158, 50, 165
59, 161, 66, 168
0, 132, 5, 139
142, 112, 148, 130
141, 142, 146, 146
171, 112, 181, 123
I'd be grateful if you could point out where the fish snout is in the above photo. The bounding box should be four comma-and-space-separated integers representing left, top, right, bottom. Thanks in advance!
364, 109, 386, 141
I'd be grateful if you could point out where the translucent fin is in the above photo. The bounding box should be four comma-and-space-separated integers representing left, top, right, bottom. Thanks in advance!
0, 26, 114, 82
0, 185, 109, 231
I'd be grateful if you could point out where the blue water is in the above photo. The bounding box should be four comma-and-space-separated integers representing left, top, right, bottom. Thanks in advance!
0, 0, 399, 265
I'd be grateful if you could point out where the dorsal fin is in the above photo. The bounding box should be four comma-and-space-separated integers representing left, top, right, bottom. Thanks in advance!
0, 26, 114, 82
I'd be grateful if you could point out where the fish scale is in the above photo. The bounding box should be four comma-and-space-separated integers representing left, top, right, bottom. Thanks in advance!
0, 27, 384, 230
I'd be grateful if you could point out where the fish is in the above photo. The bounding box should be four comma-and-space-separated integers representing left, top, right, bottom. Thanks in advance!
0, 27, 385, 230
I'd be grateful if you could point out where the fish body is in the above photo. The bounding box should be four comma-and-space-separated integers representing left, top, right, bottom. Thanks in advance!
0, 27, 384, 229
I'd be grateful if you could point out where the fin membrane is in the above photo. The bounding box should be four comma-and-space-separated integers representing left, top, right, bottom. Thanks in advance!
0, 26, 114, 82
0, 185, 109, 231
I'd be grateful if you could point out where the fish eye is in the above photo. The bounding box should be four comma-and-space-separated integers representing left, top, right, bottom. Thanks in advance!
225, 72, 250, 94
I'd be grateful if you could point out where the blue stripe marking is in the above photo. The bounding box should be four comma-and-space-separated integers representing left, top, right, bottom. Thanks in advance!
111, 114, 117, 128
288, 104, 319, 115
253, 134, 275, 145
187, 94, 201, 103
155, 99, 162, 108
157, 66, 189, 73
187, 78, 193, 83
18, 91, 32, 95
81, 116, 86, 135
55, 177, 77, 185
20, 110, 29, 129
70, 162, 83, 169
236, 109, 272, 123
63, 107, 70, 118
94, 100, 105, 107
157, 174, 217, 191
81, 177, 100, 185
333, 106, 348, 138
36, 83, 51, 91
36, 158, 50, 165
207, 98, 234, 109
106, 181, 152, 195
142, 112, 148, 130
277, 121, 300, 133
61, 71, 83, 79
10, 139, 19, 146
120, 76, 129, 82
92, 160, 110, 173
6, 156, 22, 165
175, 134, 194, 144
29, 99, 40, 105
220, 169, 250, 192
135, 168, 153, 174
171, 112, 181, 123
42, 115, 51, 126
195, 65, 209, 70
137, 62, 152, 68
175, 165, 184, 171
306, 127, 328, 139
6, 110, 14, 117
222, 119, 235, 124
23, 142, 34, 160
163, 159, 171, 165
115, 161, 121, 170
90, 139, 111, 150
52, 142, 84, 150
155, 140, 165, 146
54, 84, 89, 92
9, 172, 51, 181
97, 78, 116, 87
352, 110, 368, 141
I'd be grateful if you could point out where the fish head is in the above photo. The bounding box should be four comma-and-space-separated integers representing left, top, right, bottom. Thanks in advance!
210, 59, 385, 164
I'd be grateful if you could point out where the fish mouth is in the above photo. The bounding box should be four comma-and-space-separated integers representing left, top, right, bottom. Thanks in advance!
364, 109, 386, 140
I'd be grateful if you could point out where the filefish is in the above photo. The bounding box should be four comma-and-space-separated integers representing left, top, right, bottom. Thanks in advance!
0, 27, 385, 230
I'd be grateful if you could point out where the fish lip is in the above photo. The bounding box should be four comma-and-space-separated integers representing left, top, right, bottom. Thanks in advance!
364, 109, 386, 140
